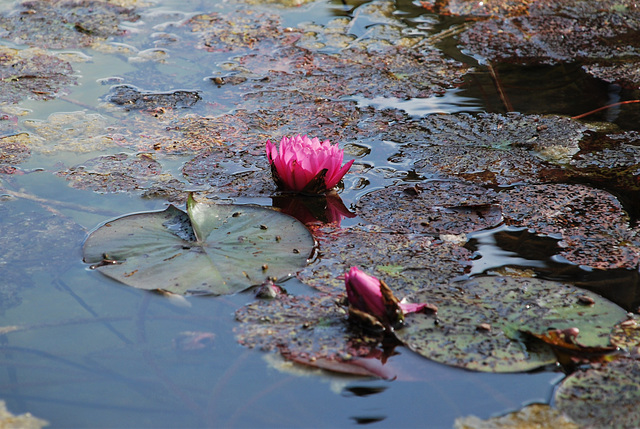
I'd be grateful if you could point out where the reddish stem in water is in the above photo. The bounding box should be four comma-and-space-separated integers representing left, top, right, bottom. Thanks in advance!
572, 100, 640, 120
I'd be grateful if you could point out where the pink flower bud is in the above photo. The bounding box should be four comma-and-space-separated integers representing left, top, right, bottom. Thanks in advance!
266, 135, 354, 194
344, 267, 436, 330
345, 266, 387, 319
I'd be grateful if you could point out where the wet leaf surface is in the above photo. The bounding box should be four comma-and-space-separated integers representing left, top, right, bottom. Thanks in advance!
235, 293, 396, 378
455, 403, 578, 429
500, 183, 640, 269
356, 181, 502, 235
395, 276, 626, 372
0, 0, 139, 49
396, 113, 588, 185
24, 111, 116, 154
297, 225, 472, 296
83, 196, 315, 295
57, 153, 171, 194
0, 133, 30, 174
0, 46, 76, 103
105, 85, 201, 111
554, 357, 640, 428
610, 317, 640, 355
458, 0, 640, 86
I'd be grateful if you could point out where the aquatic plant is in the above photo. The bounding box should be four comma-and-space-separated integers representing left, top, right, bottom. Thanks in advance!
266, 134, 354, 194
345, 266, 432, 329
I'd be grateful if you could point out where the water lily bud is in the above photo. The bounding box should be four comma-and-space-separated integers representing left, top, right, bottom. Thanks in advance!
266, 134, 354, 194
345, 267, 435, 330
345, 266, 388, 320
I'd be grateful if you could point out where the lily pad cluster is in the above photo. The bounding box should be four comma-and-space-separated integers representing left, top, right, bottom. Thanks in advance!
449, 0, 640, 87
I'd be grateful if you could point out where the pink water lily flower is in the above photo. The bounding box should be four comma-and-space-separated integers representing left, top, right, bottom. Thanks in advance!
266, 135, 354, 194
345, 266, 434, 329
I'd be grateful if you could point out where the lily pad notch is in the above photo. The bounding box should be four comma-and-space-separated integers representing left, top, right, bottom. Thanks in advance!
83, 194, 315, 295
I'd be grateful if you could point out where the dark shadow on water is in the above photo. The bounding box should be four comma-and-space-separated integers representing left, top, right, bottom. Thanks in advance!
467, 227, 640, 313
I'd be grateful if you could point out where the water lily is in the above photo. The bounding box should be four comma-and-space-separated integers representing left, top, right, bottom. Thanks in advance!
266, 134, 354, 194
344, 266, 434, 330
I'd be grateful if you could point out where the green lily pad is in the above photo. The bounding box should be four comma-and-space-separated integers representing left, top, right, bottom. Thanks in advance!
83, 195, 314, 295
554, 357, 640, 429
395, 276, 626, 372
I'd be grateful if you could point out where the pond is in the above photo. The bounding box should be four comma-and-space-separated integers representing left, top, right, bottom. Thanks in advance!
1, 0, 639, 427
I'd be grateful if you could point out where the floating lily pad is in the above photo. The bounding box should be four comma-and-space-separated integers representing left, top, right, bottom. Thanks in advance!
459, 1, 640, 87
24, 111, 116, 154
235, 293, 395, 378
395, 276, 626, 372
454, 403, 578, 429
0, 133, 30, 174
356, 181, 501, 234
500, 183, 640, 269
57, 153, 170, 194
392, 113, 588, 185
610, 318, 640, 355
105, 85, 201, 111
0, 46, 76, 103
297, 225, 472, 296
554, 358, 640, 428
0, 0, 139, 49
83, 196, 314, 295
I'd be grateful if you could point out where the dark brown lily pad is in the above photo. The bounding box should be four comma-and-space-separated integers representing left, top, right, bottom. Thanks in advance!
396, 113, 588, 186
554, 358, 640, 428
297, 225, 472, 296
0, 46, 76, 103
105, 85, 201, 111
500, 183, 640, 269
395, 276, 627, 372
57, 153, 172, 194
0, 0, 139, 49
356, 181, 501, 235
234, 293, 396, 378
459, 0, 640, 87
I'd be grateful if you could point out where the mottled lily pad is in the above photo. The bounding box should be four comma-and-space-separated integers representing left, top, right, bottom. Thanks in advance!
459, 1, 640, 87
554, 358, 640, 428
0, 46, 76, 103
298, 225, 472, 296
0, 0, 139, 49
57, 153, 171, 194
24, 111, 116, 154
356, 181, 501, 235
610, 318, 640, 355
395, 113, 588, 185
105, 85, 201, 111
395, 276, 626, 372
235, 293, 395, 378
0, 133, 30, 174
83, 195, 314, 295
500, 183, 640, 269
455, 403, 578, 429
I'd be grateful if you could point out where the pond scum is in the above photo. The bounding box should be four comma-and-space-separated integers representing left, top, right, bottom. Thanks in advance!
0, 0, 639, 427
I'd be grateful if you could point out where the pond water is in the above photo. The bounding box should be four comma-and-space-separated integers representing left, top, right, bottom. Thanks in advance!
1, 0, 639, 427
